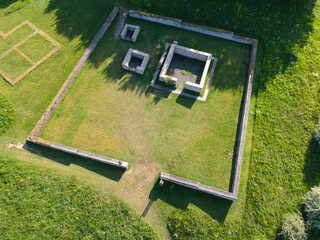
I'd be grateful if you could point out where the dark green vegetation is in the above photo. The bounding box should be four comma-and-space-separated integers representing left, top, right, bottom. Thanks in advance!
0, 156, 158, 239
0, 94, 15, 135
1, 0, 320, 239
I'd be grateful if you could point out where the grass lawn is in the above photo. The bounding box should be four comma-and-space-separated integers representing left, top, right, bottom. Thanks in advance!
39, 16, 252, 191
0, 23, 34, 54
0, 155, 158, 239
18, 33, 57, 62
0, 50, 33, 79
0, 0, 257, 239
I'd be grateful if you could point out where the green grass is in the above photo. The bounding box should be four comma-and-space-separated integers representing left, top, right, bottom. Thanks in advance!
0, 23, 34, 54
4, 0, 319, 239
0, 155, 159, 239
0, 94, 15, 135
0, 49, 33, 79
0, 1, 255, 238
18, 33, 57, 62
181, 68, 192, 76
148, 0, 320, 239
39, 16, 251, 191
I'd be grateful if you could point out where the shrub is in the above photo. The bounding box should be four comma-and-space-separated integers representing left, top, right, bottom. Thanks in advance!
279, 213, 307, 240
314, 124, 320, 145
0, 94, 15, 136
303, 186, 320, 230
164, 77, 178, 89
164, 77, 174, 85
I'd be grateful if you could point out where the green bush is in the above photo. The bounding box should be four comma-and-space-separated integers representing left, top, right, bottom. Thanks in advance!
0, 94, 15, 136
303, 186, 320, 230
164, 77, 178, 89
314, 124, 320, 145
279, 213, 307, 240
0, 157, 159, 239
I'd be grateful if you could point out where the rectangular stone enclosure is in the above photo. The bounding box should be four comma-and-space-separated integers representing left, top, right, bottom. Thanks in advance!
159, 41, 212, 93
122, 48, 149, 75
121, 24, 140, 42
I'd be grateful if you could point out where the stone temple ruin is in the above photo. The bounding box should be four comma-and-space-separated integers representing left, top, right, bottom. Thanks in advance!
122, 48, 149, 75
121, 24, 140, 42
159, 41, 212, 93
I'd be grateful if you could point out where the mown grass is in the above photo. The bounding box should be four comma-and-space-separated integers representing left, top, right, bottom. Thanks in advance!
0, 23, 34, 53
0, 50, 33, 79
0, 0, 255, 238
0, 155, 158, 239
39, 16, 251, 190
0, 94, 15, 135
4, 0, 319, 239
18, 33, 57, 62
146, 0, 320, 239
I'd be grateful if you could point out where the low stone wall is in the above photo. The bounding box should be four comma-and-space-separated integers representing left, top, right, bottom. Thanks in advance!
122, 48, 149, 75
160, 172, 236, 201
27, 7, 127, 170
137, 9, 259, 200
129, 10, 234, 40
160, 42, 212, 93
120, 24, 140, 42
28, 138, 128, 169
129, 10, 257, 45
159, 42, 177, 83
231, 39, 258, 197
29, 7, 119, 140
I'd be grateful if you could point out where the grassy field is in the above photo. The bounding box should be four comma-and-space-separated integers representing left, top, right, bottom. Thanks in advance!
0, 1, 256, 238
0, 155, 158, 239
18, 33, 57, 62
0, 94, 15, 135
8, 0, 319, 239
39, 16, 252, 190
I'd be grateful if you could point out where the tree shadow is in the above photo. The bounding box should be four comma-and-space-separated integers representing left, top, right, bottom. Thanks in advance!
303, 138, 320, 188
24, 141, 125, 182
45, 0, 117, 49
143, 179, 232, 222
0, 0, 18, 8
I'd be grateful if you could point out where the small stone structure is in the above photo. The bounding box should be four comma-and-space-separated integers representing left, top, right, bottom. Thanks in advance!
122, 48, 149, 75
121, 24, 140, 42
159, 41, 212, 93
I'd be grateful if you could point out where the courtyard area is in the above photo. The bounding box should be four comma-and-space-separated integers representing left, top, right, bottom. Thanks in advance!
39, 16, 252, 190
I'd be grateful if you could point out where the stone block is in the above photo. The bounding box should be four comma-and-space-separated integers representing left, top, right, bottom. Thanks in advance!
120, 24, 140, 42
122, 48, 149, 75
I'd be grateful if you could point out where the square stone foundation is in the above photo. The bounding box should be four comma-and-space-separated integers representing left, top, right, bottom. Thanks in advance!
121, 24, 140, 42
159, 41, 212, 93
122, 48, 149, 75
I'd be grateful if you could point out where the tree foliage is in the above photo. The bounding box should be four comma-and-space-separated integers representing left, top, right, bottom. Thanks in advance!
279, 213, 307, 240
303, 186, 320, 230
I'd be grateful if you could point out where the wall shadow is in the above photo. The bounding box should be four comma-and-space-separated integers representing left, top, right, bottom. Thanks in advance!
24, 141, 125, 182
176, 94, 197, 109
145, 179, 232, 222
150, 179, 232, 222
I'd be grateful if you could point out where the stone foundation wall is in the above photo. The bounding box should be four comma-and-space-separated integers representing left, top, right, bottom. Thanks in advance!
122, 48, 149, 75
